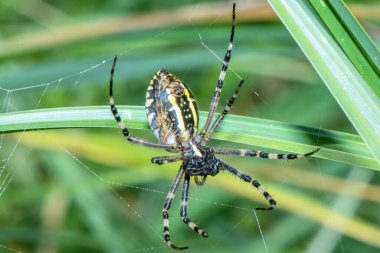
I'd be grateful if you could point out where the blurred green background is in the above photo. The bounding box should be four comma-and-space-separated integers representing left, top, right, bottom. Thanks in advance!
0, 0, 379, 252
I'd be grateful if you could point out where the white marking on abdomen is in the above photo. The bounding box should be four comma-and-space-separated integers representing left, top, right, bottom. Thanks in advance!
147, 112, 156, 126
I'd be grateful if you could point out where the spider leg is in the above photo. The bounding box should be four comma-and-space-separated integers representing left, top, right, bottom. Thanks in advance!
203, 79, 244, 143
109, 55, 176, 150
212, 147, 320, 160
199, 3, 236, 139
163, 167, 188, 250
219, 160, 276, 211
151, 155, 182, 165
180, 174, 208, 237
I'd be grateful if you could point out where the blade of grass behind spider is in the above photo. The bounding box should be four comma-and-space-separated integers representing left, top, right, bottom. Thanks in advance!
0, 106, 378, 170
16, 131, 380, 204
211, 175, 380, 249
42, 152, 136, 252
267, 0, 380, 164
328, 0, 380, 78
310, 0, 380, 97
9, 129, 380, 250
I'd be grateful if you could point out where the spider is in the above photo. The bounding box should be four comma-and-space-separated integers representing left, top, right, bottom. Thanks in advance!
109, 3, 319, 250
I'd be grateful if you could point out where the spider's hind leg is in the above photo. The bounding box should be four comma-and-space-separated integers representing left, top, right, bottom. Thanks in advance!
203, 79, 244, 144
220, 160, 276, 211
109, 55, 176, 150
198, 3, 237, 139
181, 174, 209, 237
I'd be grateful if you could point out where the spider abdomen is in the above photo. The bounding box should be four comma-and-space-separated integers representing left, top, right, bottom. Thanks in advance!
145, 70, 199, 145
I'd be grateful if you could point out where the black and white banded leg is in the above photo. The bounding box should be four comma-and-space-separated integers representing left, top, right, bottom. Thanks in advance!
151, 155, 182, 165
213, 147, 320, 160
199, 3, 236, 138
109, 55, 176, 150
162, 168, 187, 250
180, 174, 208, 237
220, 160, 276, 211
203, 79, 244, 143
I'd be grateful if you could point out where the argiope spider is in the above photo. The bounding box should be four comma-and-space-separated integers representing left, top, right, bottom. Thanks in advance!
109, 3, 319, 250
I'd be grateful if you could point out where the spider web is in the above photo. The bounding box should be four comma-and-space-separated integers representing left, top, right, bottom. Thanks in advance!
1, 4, 267, 252
0, 1, 378, 253
0, 37, 270, 253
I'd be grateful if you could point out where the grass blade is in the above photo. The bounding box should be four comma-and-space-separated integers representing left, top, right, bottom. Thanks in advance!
310, 0, 380, 97
0, 106, 378, 170
267, 0, 380, 164
328, 1, 380, 78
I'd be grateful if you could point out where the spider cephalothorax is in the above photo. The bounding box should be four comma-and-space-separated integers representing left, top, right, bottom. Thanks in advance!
183, 147, 222, 176
109, 3, 319, 250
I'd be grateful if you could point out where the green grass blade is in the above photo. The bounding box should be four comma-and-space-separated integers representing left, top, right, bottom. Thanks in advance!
44, 153, 133, 252
310, 0, 380, 97
328, 0, 380, 78
0, 106, 378, 170
267, 0, 380, 165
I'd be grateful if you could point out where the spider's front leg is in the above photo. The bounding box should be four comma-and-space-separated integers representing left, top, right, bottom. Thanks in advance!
162, 167, 188, 250
180, 174, 208, 237
220, 160, 276, 211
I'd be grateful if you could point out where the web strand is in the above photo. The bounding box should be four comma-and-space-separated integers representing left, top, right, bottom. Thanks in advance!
254, 210, 269, 253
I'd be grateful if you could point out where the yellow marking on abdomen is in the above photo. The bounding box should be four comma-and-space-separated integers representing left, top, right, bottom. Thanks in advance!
184, 89, 198, 130
168, 94, 186, 134
145, 98, 154, 107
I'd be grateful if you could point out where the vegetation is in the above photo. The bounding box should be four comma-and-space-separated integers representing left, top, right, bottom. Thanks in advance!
0, 1, 379, 252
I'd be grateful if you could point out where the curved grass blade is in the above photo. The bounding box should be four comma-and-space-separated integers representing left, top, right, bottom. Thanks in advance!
0, 106, 378, 170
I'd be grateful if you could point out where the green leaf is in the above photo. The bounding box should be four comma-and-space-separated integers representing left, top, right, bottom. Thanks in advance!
328, 1, 380, 78
310, 0, 380, 97
0, 106, 378, 170
267, 0, 380, 165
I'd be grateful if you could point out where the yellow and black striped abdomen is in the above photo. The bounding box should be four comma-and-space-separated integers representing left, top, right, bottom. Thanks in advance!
145, 70, 199, 145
